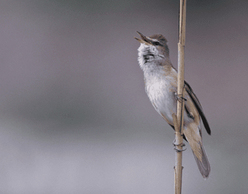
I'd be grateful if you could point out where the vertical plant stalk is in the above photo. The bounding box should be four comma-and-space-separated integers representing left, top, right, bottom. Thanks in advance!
174, 0, 186, 194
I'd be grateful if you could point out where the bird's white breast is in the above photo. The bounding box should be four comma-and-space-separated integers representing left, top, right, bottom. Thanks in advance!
145, 72, 177, 123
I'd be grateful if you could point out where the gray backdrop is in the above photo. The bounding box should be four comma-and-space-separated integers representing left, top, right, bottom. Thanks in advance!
0, 0, 248, 193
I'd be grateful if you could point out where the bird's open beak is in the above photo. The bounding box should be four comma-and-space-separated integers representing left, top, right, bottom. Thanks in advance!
135, 31, 152, 45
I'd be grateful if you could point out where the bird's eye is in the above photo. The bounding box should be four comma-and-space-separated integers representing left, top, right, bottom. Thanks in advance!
153, 41, 160, 46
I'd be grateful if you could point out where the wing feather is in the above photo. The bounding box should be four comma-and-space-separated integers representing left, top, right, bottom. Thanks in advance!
184, 81, 211, 135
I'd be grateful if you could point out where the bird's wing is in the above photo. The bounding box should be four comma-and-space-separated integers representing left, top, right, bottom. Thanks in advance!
184, 81, 211, 135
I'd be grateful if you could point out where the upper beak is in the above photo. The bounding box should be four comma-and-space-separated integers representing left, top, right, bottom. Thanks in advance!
135, 31, 152, 45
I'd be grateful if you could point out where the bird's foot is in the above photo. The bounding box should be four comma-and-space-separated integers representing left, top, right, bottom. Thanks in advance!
175, 93, 187, 102
173, 139, 186, 152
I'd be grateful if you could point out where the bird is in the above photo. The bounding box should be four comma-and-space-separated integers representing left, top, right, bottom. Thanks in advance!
135, 31, 211, 178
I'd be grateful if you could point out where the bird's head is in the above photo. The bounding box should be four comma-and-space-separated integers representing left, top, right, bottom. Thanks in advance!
135, 31, 170, 68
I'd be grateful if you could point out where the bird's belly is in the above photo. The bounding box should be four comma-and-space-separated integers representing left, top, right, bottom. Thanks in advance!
146, 79, 177, 124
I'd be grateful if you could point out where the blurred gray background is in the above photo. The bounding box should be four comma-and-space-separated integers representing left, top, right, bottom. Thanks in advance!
0, 0, 248, 193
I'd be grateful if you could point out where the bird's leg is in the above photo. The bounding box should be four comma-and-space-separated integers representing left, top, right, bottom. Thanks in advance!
172, 114, 186, 152
174, 94, 186, 136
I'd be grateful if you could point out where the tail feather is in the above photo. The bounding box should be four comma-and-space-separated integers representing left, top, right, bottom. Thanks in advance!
193, 144, 210, 179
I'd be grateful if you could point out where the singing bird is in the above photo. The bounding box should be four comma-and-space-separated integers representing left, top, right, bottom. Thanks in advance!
135, 31, 211, 178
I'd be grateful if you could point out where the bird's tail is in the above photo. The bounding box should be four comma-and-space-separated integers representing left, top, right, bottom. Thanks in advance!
192, 144, 211, 179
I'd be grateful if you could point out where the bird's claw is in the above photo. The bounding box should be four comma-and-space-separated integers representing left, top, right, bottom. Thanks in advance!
173, 140, 186, 152
174, 146, 187, 152
175, 93, 187, 102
